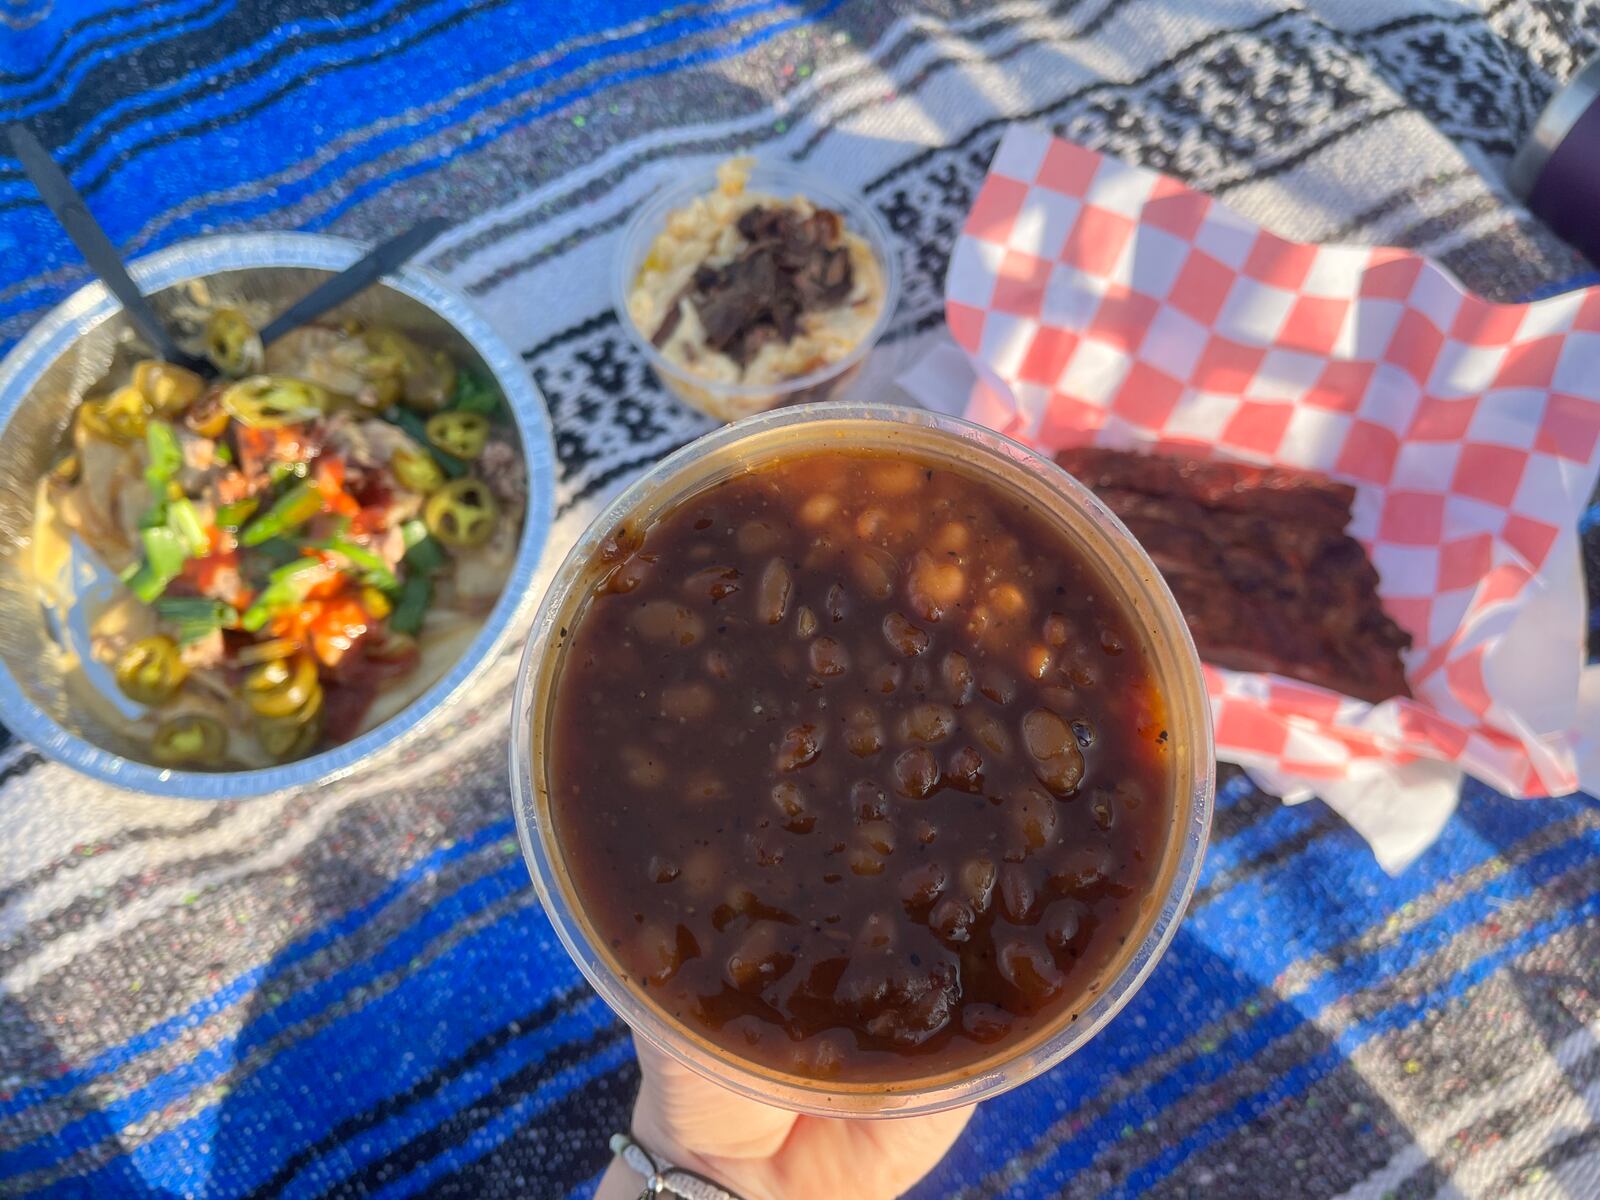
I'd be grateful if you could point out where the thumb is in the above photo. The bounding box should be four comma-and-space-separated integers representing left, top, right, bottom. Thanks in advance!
631, 1036, 798, 1162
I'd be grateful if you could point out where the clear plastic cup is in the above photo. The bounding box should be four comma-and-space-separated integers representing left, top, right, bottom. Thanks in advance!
611, 160, 902, 423
510, 403, 1214, 1117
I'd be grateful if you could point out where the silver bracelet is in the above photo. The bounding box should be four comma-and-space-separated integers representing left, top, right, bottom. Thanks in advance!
610, 1132, 748, 1200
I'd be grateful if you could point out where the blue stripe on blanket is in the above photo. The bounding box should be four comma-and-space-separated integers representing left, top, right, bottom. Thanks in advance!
0, 820, 515, 1121
0, 860, 534, 1174
16, 781, 1594, 1197
0, 0, 230, 104
56, 899, 592, 1195
2, 0, 650, 258
0, 0, 833, 342
302, 0, 850, 234
1096, 886, 1600, 1200
907, 784, 1600, 1197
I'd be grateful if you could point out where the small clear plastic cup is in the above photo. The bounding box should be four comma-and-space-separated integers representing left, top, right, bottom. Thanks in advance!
611, 161, 902, 422
510, 403, 1214, 1117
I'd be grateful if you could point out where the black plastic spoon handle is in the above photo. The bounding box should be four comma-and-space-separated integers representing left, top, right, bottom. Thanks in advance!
258, 216, 450, 347
7, 124, 189, 365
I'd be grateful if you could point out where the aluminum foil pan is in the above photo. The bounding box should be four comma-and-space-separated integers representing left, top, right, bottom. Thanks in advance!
0, 232, 556, 799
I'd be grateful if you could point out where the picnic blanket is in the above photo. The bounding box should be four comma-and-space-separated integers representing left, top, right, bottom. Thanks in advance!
1, 2, 1599, 1197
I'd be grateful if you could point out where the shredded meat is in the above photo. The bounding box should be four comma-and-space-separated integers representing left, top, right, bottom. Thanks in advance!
323, 412, 424, 469
658, 204, 855, 363
452, 517, 518, 609
375, 525, 407, 573
178, 629, 226, 670
477, 439, 526, 508
70, 437, 148, 557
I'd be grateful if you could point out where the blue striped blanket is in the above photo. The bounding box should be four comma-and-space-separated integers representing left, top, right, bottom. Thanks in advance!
2, 2, 1599, 1197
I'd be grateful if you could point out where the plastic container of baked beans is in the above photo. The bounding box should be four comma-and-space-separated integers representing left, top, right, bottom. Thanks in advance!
611, 160, 901, 423
509, 402, 1214, 1117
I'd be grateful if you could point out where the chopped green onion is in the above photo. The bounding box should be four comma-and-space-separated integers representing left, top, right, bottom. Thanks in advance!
140, 421, 184, 526
240, 480, 324, 547
386, 407, 466, 478
144, 421, 182, 487
269, 555, 326, 583
155, 596, 238, 624
388, 573, 431, 636
217, 497, 259, 529
247, 537, 302, 569
400, 519, 448, 574
144, 526, 187, 575
320, 535, 397, 592
155, 597, 239, 644
239, 558, 332, 632
268, 460, 309, 486
122, 526, 189, 603
453, 369, 502, 416
167, 497, 209, 556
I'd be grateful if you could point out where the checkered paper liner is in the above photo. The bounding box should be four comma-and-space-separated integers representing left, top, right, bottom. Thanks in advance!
938, 125, 1600, 868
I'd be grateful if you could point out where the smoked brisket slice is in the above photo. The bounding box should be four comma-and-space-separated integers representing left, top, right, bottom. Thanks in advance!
1055, 446, 1413, 704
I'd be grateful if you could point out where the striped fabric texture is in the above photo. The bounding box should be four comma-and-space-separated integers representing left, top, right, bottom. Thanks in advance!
1, 2, 1599, 1197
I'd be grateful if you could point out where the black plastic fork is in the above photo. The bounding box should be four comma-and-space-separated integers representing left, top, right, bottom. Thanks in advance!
7, 124, 448, 371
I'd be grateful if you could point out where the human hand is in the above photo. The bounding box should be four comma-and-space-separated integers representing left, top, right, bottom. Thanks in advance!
595, 1036, 974, 1200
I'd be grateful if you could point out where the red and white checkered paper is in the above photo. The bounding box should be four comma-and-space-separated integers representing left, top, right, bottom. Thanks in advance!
936, 125, 1600, 868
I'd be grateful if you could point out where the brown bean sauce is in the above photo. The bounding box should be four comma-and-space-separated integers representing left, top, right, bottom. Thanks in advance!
549, 449, 1172, 1081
